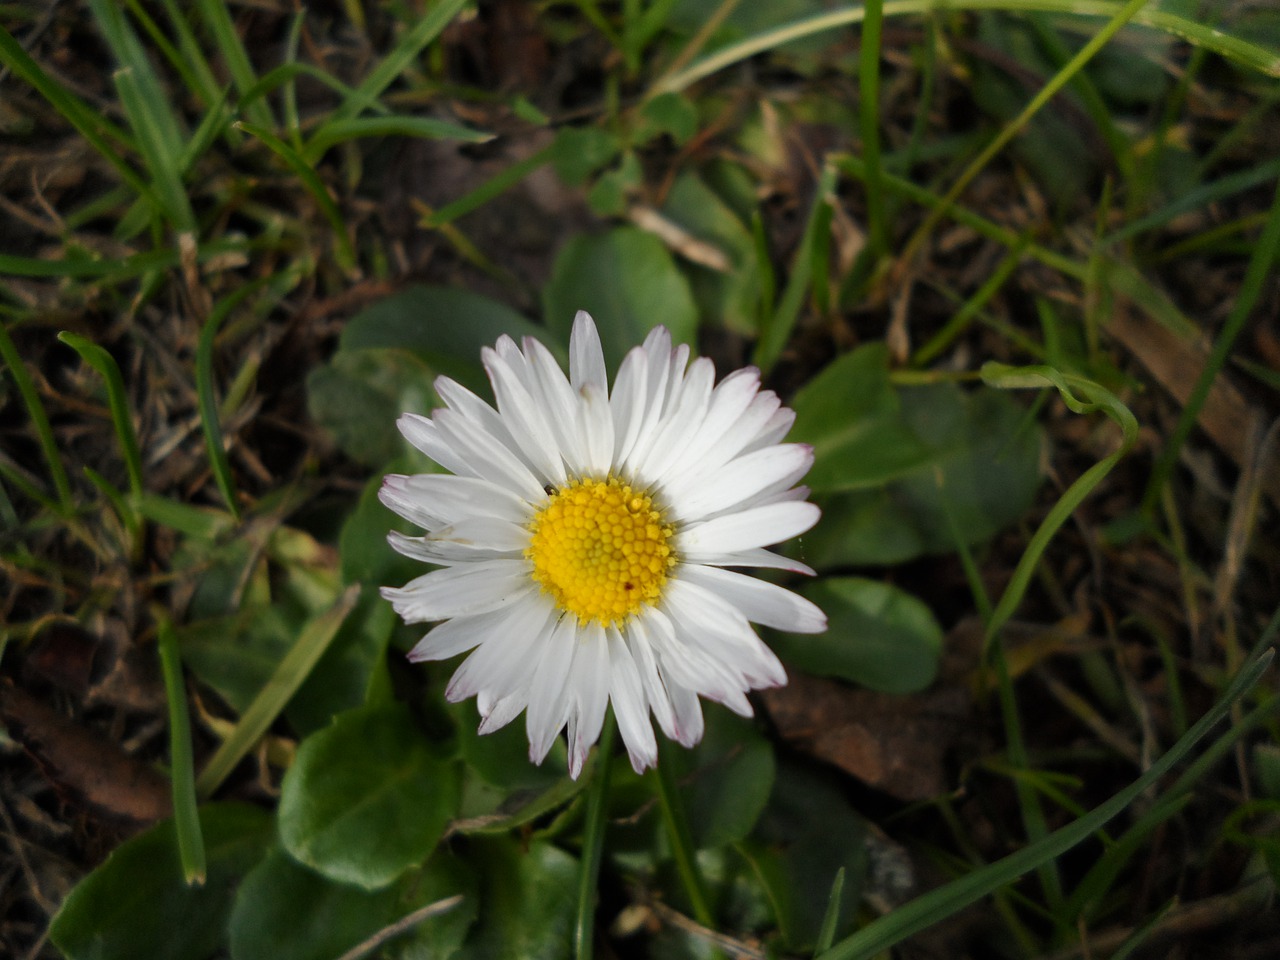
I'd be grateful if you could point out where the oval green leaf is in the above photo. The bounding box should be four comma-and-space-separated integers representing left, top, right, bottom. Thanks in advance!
542, 226, 698, 369
279, 703, 461, 890
228, 846, 476, 960
789, 343, 936, 492
773, 577, 943, 694
49, 803, 273, 960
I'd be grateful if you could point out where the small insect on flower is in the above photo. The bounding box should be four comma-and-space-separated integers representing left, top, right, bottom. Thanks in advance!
380, 312, 826, 778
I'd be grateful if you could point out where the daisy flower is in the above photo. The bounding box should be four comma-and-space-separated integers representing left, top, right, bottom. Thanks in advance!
380, 311, 826, 778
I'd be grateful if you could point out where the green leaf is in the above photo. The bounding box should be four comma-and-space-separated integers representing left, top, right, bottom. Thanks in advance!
228, 847, 476, 960
452, 698, 569, 792
659, 171, 761, 334
194, 585, 359, 798
49, 804, 272, 960
307, 347, 438, 467
279, 703, 461, 890
676, 711, 776, 849
586, 151, 642, 216
741, 760, 868, 951
229, 848, 403, 960
452, 839, 578, 960
818, 649, 1275, 959
789, 343, 935, 492
773, 578, 943, 694
638, 91, 699, 144
803, 382, 1043, 567
543, 226, 699, 369
340, 285, 551, 395
550, 125, 620, 186
339, 465, 428, 590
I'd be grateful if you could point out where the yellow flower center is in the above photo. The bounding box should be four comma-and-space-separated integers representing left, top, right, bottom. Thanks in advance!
526, 477, 675, 626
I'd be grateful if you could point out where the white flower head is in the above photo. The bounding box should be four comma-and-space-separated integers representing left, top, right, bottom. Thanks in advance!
380, 311, 826, 778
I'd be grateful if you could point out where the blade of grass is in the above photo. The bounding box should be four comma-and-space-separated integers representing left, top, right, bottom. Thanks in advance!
83, 467, 142, 559
1065, 684, 1280, 922
859, 0, 889, 263
306, 0, 469, 162
89, 0, 197, 232
654, 738, 714, 929
125, 0, 223, 110
837, 154, 1086, 279
197, 280, 274, 522
281, 8, 305, 149
56, 333, 144, 500
0, 25, 159, 208
235, 121, 358, 275
0, 322, 73, 512
1142, 176, 1280, 511
753, 159, 837, 374
136, 492, 235, 540
0, 236, 259, 281
896, 0, 1154, 274
419, 142, 557, 228
655, 1, 1280, 95
647, 0, 743, 97
156, 614, 206, 885
1105, 157, 1280, 249
993, 646, 1066, 931
193, 0, 274, 129
814, 867, 847, 955
1027, 13, 1134, 183
55, 332, 144, 547
573, 712, 615, 960
195, 584, 360, 798
816, 646, 1275, 960
979, 364, 1138, 656
912, 241, 1025, 366
305, 114, 493, 156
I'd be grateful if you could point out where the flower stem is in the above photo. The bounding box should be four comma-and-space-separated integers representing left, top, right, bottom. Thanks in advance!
574, 711, 616, 960
654, 739, 714, 927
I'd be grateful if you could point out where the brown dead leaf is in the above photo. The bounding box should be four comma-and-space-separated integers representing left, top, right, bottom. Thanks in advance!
1108, 304, 1280, 507
762, 673, 970, 801
0, 680, 171, 825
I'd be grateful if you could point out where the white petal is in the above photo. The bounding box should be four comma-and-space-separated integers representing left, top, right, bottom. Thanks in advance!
644, 604, 755, 715
578, 382, 615, 476
524, 336, 589, 473
610, 345, 650, 466
565, 620, 611, 778
570, 311, 608, 395
651, 366, 761, 486
407, 597, 542, 663
379, 473, 531, 529
526, 615, 579, 764
679, 501, 821, 557
699, 547, 816, 576
667, 680, 705, 747
381, 560, 534, 623
387, 516, 528, 563
662, 578, 787, 690
668, 443, 813, 521
743, 408, 797, 453
446, 597, 557, 702
621, 616, 678, 744
678, 564, 826, 633
434, 408, 545, 501
396, 414, 477, 479
483, 347, 568, 485
605, 626, 658, 773
675, 390, 783, 482
629, 357, 714, 484
478, 693, 526, 734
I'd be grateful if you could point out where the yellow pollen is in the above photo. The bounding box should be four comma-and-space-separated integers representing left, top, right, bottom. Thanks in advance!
526, 476, 675, 627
